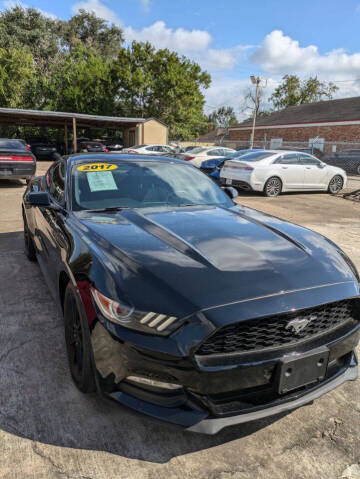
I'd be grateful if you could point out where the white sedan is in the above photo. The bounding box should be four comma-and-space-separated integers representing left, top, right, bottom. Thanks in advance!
184, 146, 236, 167
121, 144, 175, 155
220, 150, 347, 197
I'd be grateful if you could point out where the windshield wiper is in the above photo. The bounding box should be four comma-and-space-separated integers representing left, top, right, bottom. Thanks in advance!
84, 206, 130, 213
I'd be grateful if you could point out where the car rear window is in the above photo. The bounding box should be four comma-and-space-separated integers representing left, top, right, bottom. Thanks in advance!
0, 139, 26, 151
237, 151, 274, 162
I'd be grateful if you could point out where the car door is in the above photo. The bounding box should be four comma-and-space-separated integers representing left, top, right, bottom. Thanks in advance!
33, 161, 68, 290
299, 154, 328, 189
272, 153, 305, 189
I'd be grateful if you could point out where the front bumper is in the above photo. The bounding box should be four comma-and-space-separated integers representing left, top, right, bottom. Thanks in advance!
0, 162, 36, 179
89, 308, 360, 434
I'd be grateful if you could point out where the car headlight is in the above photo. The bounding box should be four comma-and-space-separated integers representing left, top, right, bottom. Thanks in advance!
90, 287, 183, 335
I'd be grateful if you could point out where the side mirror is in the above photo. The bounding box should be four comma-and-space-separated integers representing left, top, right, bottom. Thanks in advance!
318, 163, 326, 169
222, 186, 239, 199
25, 191, 51, 207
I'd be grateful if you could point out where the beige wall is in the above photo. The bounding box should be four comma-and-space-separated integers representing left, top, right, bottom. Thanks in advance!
123, 120, 168, 147
142, 119, 168, 144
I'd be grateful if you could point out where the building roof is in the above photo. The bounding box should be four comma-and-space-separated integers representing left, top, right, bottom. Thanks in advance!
0, 107, 147, 129
196, 127, 227, 142
231, 96, 360, 129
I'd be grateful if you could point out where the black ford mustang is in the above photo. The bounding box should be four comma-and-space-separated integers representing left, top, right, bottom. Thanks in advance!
22, 154, 360, 434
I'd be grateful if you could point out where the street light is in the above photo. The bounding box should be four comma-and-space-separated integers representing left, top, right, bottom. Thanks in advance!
250, 76, 267, 149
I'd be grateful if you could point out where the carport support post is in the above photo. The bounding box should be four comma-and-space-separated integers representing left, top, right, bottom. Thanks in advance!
73, 117, 77, 153
65, 124, 68, 155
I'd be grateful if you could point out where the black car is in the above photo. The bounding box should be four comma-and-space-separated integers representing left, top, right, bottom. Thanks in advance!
324, 151, 360, 176
78, 141, 108, 153
0, 138, 36, 182
22, 154, 359, 434
31, 142, 57, 161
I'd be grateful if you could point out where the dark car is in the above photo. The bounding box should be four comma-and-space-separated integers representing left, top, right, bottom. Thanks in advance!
324, 152, 360, 176
31, 142, 57, 161
78, 141, 108, 153
0, 138, 36, 182
106, 142, 123, 152
22, 154, 359, 434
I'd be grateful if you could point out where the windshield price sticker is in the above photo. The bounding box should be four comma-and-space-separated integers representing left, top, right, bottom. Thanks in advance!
78, 163, 118, 172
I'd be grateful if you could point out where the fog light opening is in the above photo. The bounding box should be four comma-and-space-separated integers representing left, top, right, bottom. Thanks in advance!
127, 376, 183, 390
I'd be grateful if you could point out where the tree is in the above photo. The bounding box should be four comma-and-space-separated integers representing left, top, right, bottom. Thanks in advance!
270, 75, 338, 110
0, 47, 35, 108
115, 42, 211, 139
58, 10, 124, 58
241, 87, 272, 121
46, 47, 118, 115
207, 106, 238, 129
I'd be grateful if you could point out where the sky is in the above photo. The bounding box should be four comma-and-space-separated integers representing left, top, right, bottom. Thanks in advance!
3, 0, 360, 120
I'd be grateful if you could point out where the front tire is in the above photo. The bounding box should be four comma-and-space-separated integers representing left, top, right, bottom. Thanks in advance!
64, 282, 96, 393
328, 175, 344, 195
264, 177, 282, 197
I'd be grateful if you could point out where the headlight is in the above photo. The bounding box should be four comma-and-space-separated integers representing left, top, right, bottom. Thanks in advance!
90, 287, 183, 335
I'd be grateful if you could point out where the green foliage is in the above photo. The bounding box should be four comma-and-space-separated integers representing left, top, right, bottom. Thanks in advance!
270, 75, 339, 110
0, 47, 35, 108
207, 106, 238, 129
115, 42, 211, 139
0, 6, 211, 140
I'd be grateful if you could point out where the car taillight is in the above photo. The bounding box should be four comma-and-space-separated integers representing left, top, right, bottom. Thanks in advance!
184, 156, 195, 161
86, 145, 91, 149
26, 145, 31, 151
0, 155, 34, 162
104, 148, 109, 153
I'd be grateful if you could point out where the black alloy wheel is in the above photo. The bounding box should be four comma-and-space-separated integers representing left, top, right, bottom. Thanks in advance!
64, 282, 96, 393
328, 175, 344, 195
264, 177, 282, 197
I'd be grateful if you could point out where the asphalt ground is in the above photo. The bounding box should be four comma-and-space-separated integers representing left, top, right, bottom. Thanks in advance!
0, 161, 359, 479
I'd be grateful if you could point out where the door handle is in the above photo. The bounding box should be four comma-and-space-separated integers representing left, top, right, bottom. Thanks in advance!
306, 167, 311, 169
281, 166, 288, 169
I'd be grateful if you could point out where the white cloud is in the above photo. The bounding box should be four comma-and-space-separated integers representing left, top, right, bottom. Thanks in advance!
124, 21, 211, 52
3, 0, 57, 18
251, 30, 360, 77
72, 0, 122, 24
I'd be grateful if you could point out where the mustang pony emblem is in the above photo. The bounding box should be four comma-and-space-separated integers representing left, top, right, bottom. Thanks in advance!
286, 315, 317, 334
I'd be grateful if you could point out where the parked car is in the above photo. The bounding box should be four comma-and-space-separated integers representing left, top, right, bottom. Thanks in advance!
22, 153, 359, 434
30, 142, 57, 161
121, 144, 175, 155
78, 141, 108, 153
220, 150, 347, 197
323, 152, 360, 176
179, 146, 236, 168
106, 142, 123, 152
0, 138, 36, 182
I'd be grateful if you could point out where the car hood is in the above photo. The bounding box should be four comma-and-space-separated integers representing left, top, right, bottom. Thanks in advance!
75, 205, 357, 317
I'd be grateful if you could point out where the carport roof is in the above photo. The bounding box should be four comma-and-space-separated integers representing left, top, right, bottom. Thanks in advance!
0, 107, 146, 129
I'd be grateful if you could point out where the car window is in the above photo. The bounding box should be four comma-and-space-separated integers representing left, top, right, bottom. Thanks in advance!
207, 149, 221, 156
146, 146, 156, 151
275, 154, 300, 165
71, 161, 233, 211
299, 155, 321, 165
48, 161, 66, 204
0, 139, 26, 151
238, 151, 275, 162
191, 147, 207, 154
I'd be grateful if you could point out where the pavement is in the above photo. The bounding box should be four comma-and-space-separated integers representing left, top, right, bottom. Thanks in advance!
0, 162, 359, 479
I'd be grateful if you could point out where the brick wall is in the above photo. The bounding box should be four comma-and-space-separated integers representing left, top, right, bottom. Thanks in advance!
229, 124, 360, 143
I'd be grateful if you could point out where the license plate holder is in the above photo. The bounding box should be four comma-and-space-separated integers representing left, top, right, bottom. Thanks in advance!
278, 347, 329, 395
226, 178, 232, 185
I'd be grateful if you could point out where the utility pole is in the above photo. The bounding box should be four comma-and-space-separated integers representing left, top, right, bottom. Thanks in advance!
250, 76, 267, 149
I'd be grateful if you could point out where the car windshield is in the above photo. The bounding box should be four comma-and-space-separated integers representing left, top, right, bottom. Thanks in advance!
0, 139, 26, 151
71, 161, 232, 211
235, 151, 275, 162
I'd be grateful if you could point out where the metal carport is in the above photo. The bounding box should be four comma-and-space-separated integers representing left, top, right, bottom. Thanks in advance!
0, 108, 147, 153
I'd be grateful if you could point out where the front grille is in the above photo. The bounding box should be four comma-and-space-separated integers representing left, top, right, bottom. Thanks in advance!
196, 299, 359, 356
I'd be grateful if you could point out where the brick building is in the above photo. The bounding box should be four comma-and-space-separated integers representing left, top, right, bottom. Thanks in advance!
228, 97, 360, 152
